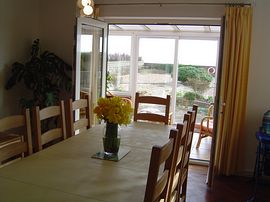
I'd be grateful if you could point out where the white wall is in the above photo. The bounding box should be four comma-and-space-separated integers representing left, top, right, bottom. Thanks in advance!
242, 0, 270, 174
0, 0, 38, 116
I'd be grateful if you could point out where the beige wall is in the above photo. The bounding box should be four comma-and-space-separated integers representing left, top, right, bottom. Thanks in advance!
38, 0, 76, 65
38, 0, 77, 100
0, 0, 38, 116
0, 0, 76, 117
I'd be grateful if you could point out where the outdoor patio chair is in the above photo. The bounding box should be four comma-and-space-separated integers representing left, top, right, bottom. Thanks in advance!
196, 104, 214, 148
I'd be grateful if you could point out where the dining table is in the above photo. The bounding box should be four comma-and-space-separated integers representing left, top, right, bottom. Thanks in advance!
0, 122, 172, 202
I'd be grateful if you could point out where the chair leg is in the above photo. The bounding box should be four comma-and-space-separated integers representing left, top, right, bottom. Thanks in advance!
181, 178, 188, 202
196, 132, 203, 148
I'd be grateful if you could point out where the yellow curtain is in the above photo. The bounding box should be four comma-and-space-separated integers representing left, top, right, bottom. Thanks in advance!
214, 6, 253, 175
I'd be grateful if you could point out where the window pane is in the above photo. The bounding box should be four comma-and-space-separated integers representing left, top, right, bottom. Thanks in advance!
179, 39, 218, 66
137, 38, 174, 113
175, 39, 218, 123
80, 34, 92, 93
107, 36, 131, 93
137, 38, 174, 97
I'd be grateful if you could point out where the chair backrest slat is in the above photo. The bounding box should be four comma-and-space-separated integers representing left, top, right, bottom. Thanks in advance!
144, 132, 175, 202
73, 119, 88, 131
65, 96, 91, 137
0, 109, 32, 166
0, 141, 27, 161
33, 101, 66, 151
39, 106, 61, 120
177, 105, 198, 202
0, 116, 25, 132
166, 116, 190, 202
41, 128, 62, 145
72, 99, 87, 111
134, 92, 171, 125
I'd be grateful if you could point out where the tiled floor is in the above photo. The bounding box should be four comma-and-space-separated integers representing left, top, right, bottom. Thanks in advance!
190, 132, 212, 161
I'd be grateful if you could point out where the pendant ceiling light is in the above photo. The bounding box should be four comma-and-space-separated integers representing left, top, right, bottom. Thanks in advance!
83, 4, 93, 15
77, 0, 94, 16
81, 0, 89, 7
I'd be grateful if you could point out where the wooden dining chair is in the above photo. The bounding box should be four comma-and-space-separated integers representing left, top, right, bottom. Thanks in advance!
188, 105, 198, 136
196, 104, 214, 148
165, 117, 190, 202
65, 96, 91, 137
106, 91, 133, 105
134, 92, 172, 125
178, 105, 198, 202
0, 132, 21, 148
0, 109, 33, 166
32, 101, 66, 151
144, 131, 176, 202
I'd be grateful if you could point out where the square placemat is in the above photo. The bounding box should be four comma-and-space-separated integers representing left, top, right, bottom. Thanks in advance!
91, 148, 130, 162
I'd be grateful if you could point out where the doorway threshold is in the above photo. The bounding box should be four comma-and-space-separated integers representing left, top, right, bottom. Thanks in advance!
190, 158, 209, 166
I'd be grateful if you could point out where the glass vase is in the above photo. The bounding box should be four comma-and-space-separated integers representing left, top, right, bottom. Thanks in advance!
103, 122, 121, 156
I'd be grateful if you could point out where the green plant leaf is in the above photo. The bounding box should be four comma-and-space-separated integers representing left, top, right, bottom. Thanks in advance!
31, 39, 40, 58
5, 39, 72, 109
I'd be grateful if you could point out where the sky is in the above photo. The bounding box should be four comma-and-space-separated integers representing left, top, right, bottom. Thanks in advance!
82, 35, 219, 66
139, 38, 175, 64
178, 40, 218, 66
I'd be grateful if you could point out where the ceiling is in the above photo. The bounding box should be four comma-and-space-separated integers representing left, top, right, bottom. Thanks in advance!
109, 24, 220, 33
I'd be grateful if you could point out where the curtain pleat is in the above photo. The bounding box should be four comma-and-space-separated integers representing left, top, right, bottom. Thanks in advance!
214, 6, 252, 175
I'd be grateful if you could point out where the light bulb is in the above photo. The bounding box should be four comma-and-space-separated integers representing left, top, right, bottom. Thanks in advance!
81, 0, 89, 7
83, 5, 93, 15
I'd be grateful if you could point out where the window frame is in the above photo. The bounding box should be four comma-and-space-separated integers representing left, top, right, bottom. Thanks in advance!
108, 25, 220, 123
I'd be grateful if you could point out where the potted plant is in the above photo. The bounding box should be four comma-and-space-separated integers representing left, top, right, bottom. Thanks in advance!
5, 39, 72, 108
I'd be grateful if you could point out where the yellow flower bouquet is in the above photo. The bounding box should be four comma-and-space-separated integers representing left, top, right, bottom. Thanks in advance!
94, 96, 133, 125
94, 96, 133, 155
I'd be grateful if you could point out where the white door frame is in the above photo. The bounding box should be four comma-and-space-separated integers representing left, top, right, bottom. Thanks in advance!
75, 17, 108, 124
